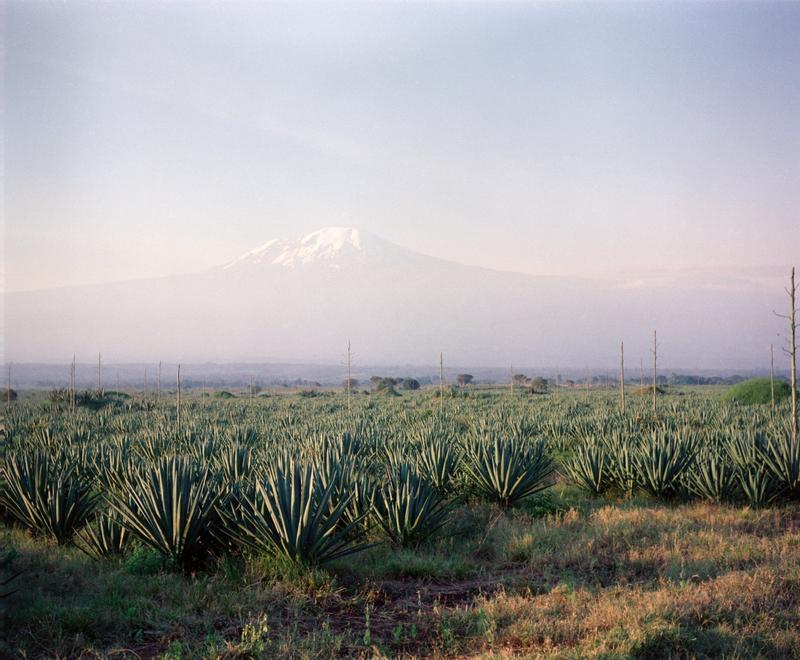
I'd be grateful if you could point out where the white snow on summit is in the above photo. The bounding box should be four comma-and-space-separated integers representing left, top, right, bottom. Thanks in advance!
223, 226, 418, 270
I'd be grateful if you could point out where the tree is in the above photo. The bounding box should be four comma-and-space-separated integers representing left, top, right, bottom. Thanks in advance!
373, 377, 399, 392
530, 377, 548, 393
342, 378, 359, 390
456, 374, 473, 387
512, 374, 529, 386
775, 267, 798, 443
401, 378, 420, 390
1, 388, 18, 402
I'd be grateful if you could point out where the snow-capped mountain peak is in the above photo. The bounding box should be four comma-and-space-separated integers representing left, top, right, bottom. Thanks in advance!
223, 226, 416, 271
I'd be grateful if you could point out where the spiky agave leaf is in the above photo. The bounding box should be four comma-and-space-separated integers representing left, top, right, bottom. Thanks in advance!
726, 431, 782, 506
562, 439, 610, 496
464, 436, 554, 508
373, 463, 452, 547
604, 431, 637, 496
75, 509, 131, 559
757, 434, 800, 498
736, 463, 780, 507
683, 446, 738, 503
226, 460, 370, 565
632, 430, 695, 499
413, 436, 460, 495
0, 450, 97, 544
106, 456, 221, 568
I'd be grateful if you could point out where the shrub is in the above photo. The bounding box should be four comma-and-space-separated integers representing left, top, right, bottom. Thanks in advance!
722, 378, 794, 405
1, 388, 18, 402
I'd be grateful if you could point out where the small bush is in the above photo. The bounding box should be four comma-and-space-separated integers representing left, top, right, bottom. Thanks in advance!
722, 378, 794, 405
1, 388, 18, 402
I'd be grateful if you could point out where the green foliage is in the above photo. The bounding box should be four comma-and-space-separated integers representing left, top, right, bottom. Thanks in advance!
106, 456, 221, 568
464, 436, 554, 507
722, 378, 793, 405
1, 388, 18, 402
632, 430, 696, 498
0, 450, 97, 543
412, 436, 460, 494
562, 439, 610, 495
225, 459, 370, 565
683, 447, 738, 502
373, 463, 452, 547
75, 510, 131, 559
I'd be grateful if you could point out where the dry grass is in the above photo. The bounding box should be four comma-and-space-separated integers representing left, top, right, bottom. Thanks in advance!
4, 496, 800, 658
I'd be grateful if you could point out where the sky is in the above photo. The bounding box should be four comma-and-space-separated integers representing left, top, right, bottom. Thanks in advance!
3, 0, 800, 292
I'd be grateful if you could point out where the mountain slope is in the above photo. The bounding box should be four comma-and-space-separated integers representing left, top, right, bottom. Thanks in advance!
2, 227, 787, 368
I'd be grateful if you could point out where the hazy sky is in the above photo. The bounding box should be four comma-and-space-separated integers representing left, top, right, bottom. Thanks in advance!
4, 1, 799, 291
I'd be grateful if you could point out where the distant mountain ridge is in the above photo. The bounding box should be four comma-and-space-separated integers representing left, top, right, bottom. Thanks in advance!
2, 227, 789, 368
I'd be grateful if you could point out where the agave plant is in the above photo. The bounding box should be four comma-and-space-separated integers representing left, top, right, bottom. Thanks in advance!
562, 439, 610, 496
226, 460, 370, 565
216, 443, 256, 485
373, 463, 452, 547
757, 435, 800, 498
0, 450, 97, 544
106, 456, 221, 568
413, 436, 460, 494
464, 436, 554, 507
683, 447, 738, 503
726, 431, 782, 506
736, 463, 780, 507
75, 509, 131, 558
632, 430, 695, 498
604, 432, 637, 496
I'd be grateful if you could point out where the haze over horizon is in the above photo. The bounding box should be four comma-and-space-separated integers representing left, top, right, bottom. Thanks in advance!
3, 1, 799, 369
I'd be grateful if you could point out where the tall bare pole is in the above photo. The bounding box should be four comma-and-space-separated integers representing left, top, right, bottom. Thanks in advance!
176, 363, 182, 432
770, 343, 776, 410
439, 352, 445, 415
70, 354, 76, 411
346, 340, 352, 415
792, 269, 798, 443
775, 268, 798, 442
620, 341, 626, 414
652, 331, 658, 417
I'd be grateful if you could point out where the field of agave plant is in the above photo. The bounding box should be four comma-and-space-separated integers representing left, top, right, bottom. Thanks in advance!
2, 387, 797, 568
2, 386, 800, 656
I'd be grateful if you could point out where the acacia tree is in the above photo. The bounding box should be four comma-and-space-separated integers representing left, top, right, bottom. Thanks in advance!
530, 377, 548, 393
456, 374, 473, 387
